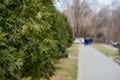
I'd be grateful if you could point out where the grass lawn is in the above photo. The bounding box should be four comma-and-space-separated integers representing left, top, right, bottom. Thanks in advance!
66, 43, 79, 56
50, 43, 79, 80
114, 58, 120, 64
92, 43, 118, 56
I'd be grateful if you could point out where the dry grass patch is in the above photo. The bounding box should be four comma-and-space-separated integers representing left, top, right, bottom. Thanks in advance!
50, 59, 77, 80
93, 43, 118, 56
115, 58, 120, 63
50, 43, 79, 80
66, 43, 79, 56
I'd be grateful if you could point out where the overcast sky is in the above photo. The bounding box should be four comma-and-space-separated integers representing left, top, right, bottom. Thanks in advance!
55, 0, 120, 12
54, 0, 73, 11
86, 0, 120, 12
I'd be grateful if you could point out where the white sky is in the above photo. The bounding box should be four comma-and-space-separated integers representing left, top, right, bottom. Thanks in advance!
55, 0, 120, 12
88, 0, 120, 12
54, 0, 73, 11
99, 0, 112, 5
88, 0, 113, 7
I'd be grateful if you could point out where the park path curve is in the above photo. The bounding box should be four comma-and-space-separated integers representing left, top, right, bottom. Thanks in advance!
77, 45, 120, 80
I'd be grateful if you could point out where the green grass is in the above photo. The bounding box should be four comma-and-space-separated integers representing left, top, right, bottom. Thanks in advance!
93, 43, 118, 56
50, 44, 79, 80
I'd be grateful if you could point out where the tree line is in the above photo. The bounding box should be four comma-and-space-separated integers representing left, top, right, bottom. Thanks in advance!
63, 0, 120, 42
0, 0, 73, 79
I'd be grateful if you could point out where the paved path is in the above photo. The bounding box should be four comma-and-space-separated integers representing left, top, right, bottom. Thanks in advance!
77, 45, 120, 80
101, 44, 118, 51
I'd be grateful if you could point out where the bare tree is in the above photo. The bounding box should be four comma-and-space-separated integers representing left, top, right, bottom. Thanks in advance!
62, 0, 120, 42
63, 0, 95, 38
95, 8, 111, 42
111, 7, 120, 41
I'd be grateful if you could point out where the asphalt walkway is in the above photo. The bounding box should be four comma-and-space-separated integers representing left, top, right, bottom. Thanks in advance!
77, 45, 120, 80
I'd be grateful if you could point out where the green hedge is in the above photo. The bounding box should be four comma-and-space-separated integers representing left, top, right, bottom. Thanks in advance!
0, 0, 73, 80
